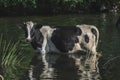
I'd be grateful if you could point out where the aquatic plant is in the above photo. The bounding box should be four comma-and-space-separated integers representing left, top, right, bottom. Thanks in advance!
0, 34, 25, 67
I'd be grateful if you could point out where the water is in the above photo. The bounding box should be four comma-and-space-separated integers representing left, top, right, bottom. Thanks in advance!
0, 13, 120, 80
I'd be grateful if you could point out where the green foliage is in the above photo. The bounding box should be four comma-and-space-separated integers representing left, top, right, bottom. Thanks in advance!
0, 0, 120, 15
63, 0, 79, 10
0, 34, 24, 67
0, 0, 37, 8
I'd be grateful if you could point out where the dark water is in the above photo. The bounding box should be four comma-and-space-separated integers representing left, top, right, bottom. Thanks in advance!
0, 13, 120, 80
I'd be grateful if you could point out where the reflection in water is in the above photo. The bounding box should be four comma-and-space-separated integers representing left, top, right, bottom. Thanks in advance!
69, 52, 101, 80
28, 53, 59, 80
27, 51, 101, 80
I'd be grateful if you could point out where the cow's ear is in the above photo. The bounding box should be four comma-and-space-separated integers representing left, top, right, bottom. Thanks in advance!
34, 23, 42, 29
16, 24, 24, 29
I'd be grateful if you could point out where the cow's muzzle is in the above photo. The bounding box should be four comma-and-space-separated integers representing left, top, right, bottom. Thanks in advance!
26, 38, 32, 42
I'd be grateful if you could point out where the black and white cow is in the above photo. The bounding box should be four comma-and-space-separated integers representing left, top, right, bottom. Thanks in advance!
18, 21, 99, 70
18, 21, 99, 54
19, 21, 99, 80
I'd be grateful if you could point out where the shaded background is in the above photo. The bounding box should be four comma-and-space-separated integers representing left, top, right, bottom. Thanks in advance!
0, 0, 120, 16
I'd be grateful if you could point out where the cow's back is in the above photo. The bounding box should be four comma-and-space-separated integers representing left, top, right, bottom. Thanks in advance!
50, 25, 99, 54
39, 25, 99, 54
51, 26, 82, 53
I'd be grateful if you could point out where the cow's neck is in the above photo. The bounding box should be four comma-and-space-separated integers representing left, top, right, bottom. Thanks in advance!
31, 29, 43, 50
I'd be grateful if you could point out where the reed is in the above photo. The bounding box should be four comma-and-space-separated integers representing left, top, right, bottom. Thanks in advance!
0, 34, 24, 67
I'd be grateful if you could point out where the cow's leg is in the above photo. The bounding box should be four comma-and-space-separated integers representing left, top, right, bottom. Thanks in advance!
86, 34, 98, 72
40, 36, 49, 69
79, 42, 97, 71
88, 46, 99, 72
88, 50, 101, 80
39, 47, 51, 78
91, 51, 97, 71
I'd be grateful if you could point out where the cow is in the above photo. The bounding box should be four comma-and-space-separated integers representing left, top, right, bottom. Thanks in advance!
17, 21, 99, 72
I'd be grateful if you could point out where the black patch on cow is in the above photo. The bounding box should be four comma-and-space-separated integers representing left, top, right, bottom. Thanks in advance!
30, 25, 43, 49
76, 27, 82, 35
84, 34, 89, 43
55, 26, 82, 36
91, 28, 97, 42
51, 27, 79, 53
32, 30, 43, 49
35, 24, 42, 29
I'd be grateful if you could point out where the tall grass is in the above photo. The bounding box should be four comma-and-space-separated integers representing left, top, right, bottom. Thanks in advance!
0, 34, 24, 67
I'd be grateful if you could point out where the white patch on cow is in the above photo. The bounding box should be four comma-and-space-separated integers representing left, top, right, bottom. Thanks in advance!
25, 21, 34, 41
26, 26, 31, 40
40, 26, 60, 54
40, 26, 51, 54
76, 24, 99, 46
76, 24, 98, 52
69, 43, 81, 53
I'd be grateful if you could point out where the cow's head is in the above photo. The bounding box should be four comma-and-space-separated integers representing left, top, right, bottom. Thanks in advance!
18, 21, 42, 42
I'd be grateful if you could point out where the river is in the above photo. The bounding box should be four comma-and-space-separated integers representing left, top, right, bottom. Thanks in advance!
0, 13, 120, 80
